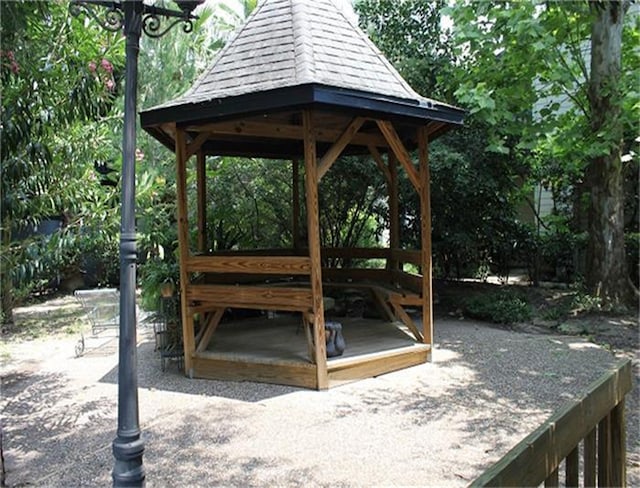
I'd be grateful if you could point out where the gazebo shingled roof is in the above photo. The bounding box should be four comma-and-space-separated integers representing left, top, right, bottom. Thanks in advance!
140, 0, 465, 156
139, 0, 465, 389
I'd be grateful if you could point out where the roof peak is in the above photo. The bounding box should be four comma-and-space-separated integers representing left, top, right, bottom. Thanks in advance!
154, 0, 436, 110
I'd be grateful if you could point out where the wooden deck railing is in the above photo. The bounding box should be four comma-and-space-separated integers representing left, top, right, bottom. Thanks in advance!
471, 359, 633, 487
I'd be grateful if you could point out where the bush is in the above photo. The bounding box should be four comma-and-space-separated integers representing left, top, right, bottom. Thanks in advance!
464, 290, 532, 324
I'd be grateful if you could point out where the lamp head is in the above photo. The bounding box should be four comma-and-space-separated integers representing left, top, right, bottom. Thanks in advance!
175, 0, 204, 16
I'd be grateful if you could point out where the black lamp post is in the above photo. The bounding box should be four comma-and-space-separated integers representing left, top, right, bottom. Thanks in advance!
69, 1, 203, 485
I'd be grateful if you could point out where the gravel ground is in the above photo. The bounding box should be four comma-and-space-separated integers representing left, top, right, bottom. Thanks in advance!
1, 297, 638, 487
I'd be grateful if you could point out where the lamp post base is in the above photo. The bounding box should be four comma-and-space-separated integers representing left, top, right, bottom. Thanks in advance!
112, 435, 145, 487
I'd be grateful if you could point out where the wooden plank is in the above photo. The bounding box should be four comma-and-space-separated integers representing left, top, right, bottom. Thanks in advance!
175, 126, 195, 374
565, 446, 579, 487
470, 359, 633, 487
202, 273, 307, 285
191, 119, 389, 148
192, 354, 318, 389
584, 428, 597, 487
186, 255, 312, 275
328, 344, 429, 383
196, 150, 206, 253
418, 126, 433, 349
303, 109, 328, 390
610, 399, 626, 487
376, 120, 420, 191
187, 284, 313, 312
317, 117, 365, 180
389, 299, 423, 342
598, 413, 612, 487
367, 144, 391, 184
195, 308, 224, 353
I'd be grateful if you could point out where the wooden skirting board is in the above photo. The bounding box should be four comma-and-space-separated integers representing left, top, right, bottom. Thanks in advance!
191, 343, 430, 390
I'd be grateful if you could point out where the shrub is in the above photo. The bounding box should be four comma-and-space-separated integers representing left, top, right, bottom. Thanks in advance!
464, 290, 532, 324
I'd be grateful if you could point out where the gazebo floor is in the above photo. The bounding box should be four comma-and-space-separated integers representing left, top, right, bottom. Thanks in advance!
190, 314, 430, 389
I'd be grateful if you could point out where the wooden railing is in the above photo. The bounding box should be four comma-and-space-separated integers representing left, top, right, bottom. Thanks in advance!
471, 359, 633, 487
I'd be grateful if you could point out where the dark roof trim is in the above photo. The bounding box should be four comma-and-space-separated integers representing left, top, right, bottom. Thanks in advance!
140, 83, 465, 131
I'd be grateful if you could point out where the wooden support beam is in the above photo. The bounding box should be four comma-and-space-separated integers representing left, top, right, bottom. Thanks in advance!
367, 144, 391, 184
584, 428, 597, 487
175, 126, 195, 374
186, 255, 312, 275
370, 287, 396, 322
376, 120, 421, 191
317, 117, 365, 180
190, 120, 388, 148
417, 126, 433, 351
195, 308, 224, 353
303, 109, 328, 390
302, 313, 316, 364
186, 131, 211, 159
196, 150, 206, 253
389, 300, 423, 342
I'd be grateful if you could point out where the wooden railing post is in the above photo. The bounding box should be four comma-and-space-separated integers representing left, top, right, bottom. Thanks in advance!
598, 412, 612, 486
584, 428, 597, 487
471, 359, 632, 487
565, 445, 579, 487
610, 398, 626, 487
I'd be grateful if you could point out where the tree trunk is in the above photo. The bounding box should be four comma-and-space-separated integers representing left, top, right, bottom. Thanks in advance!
585, 0, 635, 308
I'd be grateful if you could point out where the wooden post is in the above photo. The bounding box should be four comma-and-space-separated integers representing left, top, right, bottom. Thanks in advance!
388, 152, 400, 273
417, 126, 433, 353
565, 446, 579, 487
584, 428, 597, 487
598, 413, 612, 487
196, 150, 206, 253
610, 399, 626, 487
292, 159, 301, 251
302, 110, 328, 389
175, 127, 195, 376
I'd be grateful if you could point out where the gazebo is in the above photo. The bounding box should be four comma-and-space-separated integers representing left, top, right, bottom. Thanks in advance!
140, 0, 465, 389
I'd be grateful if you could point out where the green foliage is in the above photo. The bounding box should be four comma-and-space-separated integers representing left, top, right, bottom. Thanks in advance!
356, 0, 453, 101
570, 291, 603, 314
465, 290, 532, 324
319, 156, 387, 253
139, 257, 179, 311
1, 1, 125, 321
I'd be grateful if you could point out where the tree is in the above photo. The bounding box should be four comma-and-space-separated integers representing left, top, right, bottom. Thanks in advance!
585, 1, 635, 306
357, 0, 532, 280
445, 1, 638, 304
1, 1, 124, 323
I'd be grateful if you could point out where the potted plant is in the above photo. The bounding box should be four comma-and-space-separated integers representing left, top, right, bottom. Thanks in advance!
139, 257, 180, 312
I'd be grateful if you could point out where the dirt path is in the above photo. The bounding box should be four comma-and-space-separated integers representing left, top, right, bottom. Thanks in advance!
1, 295, 638, 487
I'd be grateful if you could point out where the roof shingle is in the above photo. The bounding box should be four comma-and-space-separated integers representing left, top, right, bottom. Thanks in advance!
154, 0, 438, 109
